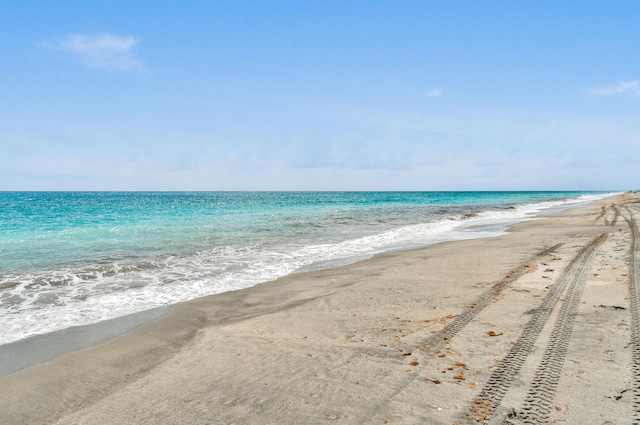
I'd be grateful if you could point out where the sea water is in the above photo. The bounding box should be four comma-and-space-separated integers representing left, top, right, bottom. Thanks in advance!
0, 191, 613, 345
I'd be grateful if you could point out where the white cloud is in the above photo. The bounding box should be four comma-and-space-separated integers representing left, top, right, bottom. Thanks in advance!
589, 80, 640, 97
38, 33, 146, 72
426, 88, 444, 98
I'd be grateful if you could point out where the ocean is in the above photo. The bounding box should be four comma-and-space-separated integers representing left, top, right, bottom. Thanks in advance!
0, 191, 613, 346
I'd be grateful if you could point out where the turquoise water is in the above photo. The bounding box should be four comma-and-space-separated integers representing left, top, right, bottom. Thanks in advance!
0, 191, 612, 344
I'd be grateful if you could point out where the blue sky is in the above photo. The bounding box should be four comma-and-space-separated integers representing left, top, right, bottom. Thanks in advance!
1, 1, 638, 190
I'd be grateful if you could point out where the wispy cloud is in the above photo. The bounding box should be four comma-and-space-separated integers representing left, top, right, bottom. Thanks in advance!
426, 88, 444, 98
38, 33, 146, 72
589, 80, 640, 97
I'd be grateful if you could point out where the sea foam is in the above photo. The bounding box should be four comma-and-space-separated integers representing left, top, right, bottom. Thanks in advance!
0, 191, 615, 345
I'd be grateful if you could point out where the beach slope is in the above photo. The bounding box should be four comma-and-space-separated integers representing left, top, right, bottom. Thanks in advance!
1, 193, 637, 424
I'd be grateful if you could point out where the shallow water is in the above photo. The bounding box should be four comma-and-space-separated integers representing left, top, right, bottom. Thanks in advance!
0, 191, 612, 345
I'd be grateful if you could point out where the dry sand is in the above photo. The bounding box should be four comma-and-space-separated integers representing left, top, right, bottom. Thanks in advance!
1, 192, 639, 425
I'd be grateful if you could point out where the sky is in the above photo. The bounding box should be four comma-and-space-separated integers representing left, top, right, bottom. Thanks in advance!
1, 1, 638, 191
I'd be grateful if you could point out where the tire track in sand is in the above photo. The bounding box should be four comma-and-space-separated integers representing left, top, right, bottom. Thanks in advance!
457, 234, 606, 424
369, 245, 565, 418
502, 233, 607, 424
422, 243, 564, 351
596, 203, 621, 226
623, 207, 640, 424
611, 204, 621, 226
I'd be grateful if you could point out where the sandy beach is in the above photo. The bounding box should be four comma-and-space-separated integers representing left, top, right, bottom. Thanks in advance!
1, 192, 638, 424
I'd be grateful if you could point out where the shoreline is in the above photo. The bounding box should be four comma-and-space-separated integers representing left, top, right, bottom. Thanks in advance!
0, 191, 613, 348
0, 306, 170, 377
0, 193, 613, 375
1, 192, 635, 424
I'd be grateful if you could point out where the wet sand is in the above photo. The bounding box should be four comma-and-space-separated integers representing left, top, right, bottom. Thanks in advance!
1, 192, 637, 425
